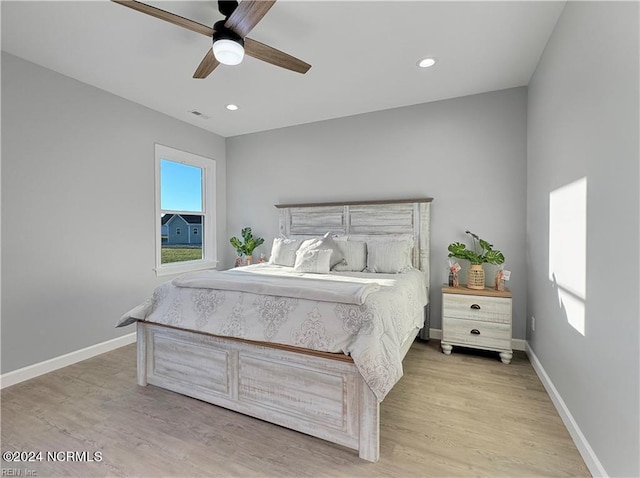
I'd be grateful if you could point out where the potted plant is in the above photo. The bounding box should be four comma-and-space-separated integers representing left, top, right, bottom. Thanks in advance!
230, 227, 265, 266
447, 230, 505, 289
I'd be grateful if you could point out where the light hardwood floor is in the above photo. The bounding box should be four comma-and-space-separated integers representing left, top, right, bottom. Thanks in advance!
1, 340, 590, 477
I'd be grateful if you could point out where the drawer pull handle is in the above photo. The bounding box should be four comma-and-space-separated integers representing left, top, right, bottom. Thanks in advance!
470, 304, 481, 310
470, 329, 481, 335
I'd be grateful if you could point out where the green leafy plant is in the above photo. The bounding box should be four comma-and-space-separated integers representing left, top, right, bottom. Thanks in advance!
447, 230, 505, 265
230, 227, 265, 257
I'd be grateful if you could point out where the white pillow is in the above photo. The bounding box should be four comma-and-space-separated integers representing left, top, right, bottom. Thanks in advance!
269, 238, 301, 266
298, 238, 320, 253
333, 241, 367, 272
297, 233, 345, 268
366, 240, 413, 273
293, 248, 332, 274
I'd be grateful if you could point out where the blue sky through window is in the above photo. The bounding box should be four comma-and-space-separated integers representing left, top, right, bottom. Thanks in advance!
160, 159, 203, 212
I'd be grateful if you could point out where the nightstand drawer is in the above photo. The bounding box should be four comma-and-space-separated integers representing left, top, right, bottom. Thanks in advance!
442, 317, 511, 351
443, 294, 511, 324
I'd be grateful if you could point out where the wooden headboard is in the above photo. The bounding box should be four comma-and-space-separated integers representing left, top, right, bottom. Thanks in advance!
275, 198, 433, 287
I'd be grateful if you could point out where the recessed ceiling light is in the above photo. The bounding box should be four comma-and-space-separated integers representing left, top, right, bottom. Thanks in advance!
417, 57, 437, 68
226, 104, 239, 111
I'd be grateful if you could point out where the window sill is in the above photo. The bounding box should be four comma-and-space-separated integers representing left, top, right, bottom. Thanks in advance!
155, 260, 218, 277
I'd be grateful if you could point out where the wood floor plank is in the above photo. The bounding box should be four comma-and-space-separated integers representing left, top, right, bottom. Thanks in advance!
1, 340, 591, 477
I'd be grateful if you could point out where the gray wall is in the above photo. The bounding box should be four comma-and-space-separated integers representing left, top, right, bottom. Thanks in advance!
227, 87, 528, 337
1, 53, 227, 373
527, 2, 639, 476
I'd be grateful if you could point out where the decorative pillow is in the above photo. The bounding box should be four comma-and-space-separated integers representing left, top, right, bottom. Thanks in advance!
333, 241, 367, 272
298, 238, 321, 253
366, 240, 413, 273
296, 232, 345, 268
269, 238, 302, 267
293, 248, 332, 274
318, 232, 346, 268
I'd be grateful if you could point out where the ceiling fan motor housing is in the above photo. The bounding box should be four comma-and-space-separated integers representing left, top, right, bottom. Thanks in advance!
213, 20, 244, 46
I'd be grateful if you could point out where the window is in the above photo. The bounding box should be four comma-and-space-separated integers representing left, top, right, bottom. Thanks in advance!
155, 144, 217, 276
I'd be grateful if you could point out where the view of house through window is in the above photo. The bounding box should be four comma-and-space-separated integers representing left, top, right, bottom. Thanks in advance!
160, 159, 204, 264
155, 145, 216, 276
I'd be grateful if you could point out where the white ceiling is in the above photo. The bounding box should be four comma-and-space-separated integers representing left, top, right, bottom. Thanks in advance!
1, 1, 565, 137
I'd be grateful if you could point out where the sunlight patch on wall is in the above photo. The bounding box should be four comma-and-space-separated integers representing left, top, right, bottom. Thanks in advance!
549, 177, 587, 336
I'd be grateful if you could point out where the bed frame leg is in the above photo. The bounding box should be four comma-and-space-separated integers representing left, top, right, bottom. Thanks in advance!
136, 322, 148, 387
358, 384, 380, 462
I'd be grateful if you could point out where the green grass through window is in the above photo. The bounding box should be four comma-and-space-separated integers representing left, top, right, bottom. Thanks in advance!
161, 247, 202, 264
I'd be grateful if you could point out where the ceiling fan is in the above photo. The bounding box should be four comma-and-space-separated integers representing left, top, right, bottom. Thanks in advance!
112, 0, 311, 78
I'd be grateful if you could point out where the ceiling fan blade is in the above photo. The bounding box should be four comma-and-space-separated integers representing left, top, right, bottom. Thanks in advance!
224, 0, 276, 38
112, 0, 213, 37
244, 38, 311, 74
193, 49, 220, 79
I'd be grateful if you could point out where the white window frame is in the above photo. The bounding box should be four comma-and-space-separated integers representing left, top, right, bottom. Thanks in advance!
154, 144, 217, 277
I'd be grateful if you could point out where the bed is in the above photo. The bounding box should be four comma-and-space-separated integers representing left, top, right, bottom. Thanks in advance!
118, 198, 432, 462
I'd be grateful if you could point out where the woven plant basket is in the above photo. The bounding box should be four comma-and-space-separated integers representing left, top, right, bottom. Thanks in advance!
467, 264, 485, 289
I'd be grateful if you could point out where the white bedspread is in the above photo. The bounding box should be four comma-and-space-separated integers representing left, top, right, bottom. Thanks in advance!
118, 264, 427, 402
172, 267, 380, 305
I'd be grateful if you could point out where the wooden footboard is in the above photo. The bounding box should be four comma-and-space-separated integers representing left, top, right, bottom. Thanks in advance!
136, 322, 380, 461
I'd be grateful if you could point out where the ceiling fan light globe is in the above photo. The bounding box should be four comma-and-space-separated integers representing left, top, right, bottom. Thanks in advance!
213, 39, 245, 66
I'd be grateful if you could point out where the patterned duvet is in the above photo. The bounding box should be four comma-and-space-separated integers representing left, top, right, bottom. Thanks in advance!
118, 264, 427, 401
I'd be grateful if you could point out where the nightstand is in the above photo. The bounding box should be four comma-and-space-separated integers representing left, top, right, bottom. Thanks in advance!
441, 285, 513, 364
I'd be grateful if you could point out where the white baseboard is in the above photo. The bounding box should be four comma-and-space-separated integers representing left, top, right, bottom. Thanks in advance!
511, 338, 526, 351
525, 342, 608, 478
429, 328, 442, 340
0, 332, 136, 389
428, 328, 526, 351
